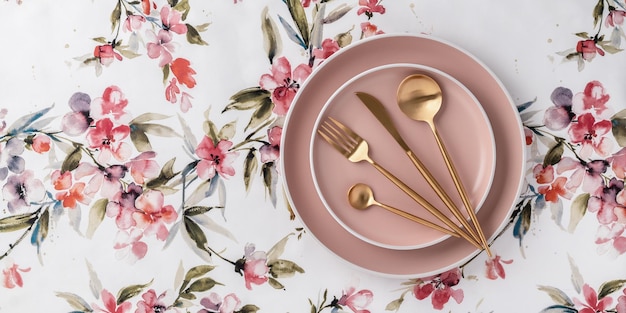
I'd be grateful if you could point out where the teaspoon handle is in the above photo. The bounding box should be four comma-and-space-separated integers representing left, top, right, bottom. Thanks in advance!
377, 202, 459, 238
430, 124, 493, 257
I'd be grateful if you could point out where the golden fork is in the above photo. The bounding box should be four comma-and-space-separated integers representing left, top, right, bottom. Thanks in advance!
317, 117, 481, 249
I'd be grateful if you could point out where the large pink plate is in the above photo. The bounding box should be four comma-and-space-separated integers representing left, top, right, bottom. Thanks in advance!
280, 34, 526, 278
310, 63, 496, 250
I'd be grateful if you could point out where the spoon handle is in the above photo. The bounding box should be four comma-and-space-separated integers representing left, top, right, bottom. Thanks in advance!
367, 160, 482, 249
430, 124, 493, 257
377, 202, 459, 238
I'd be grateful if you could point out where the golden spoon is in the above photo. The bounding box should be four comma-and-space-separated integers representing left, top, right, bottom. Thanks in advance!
347, 183, 459, 238
396, 74, 492, 257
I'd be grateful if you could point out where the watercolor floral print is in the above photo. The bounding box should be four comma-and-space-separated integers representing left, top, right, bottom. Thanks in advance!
1, 0, 626, 312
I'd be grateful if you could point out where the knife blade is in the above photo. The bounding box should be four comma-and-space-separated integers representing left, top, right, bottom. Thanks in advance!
355, 91, 481, 243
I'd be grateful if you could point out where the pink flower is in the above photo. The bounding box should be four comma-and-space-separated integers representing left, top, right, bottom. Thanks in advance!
199, 292, 242, 313
360, 22, 384, 38
337, 286, 374, 313
538, 177, 573, 203
568, 113, 612, 159
576, 39, 605, 61
313, 38, 340, 61
106, 183, 143, 230
146, 29, 175, 67
195, 137, 238, 180
31, 134, 51, 153
533, 164, 555, 184
1, 260, 30, 288
125, 151, 160, 185
588, 178, 624, 225
93, 289, 132, 313
113, 228, 148, 263
557, 157, 607, 193
180, 92, 193, 113
574, 284, 613, 313
484, 255, 513, 280
160, 5, 187, 35
132, 190, 178, 241
241, 243, 269, 290
606, 10, 626, 27
524, 128, 534, 145
61, 92, 92, 136
52, 170, 92, 209
2, 170, 45, 213
413, 268, 464, 310
259, 126, 282, 163
94, 44, 122, 66
91, 85, 130, 122
165, 78, 180, 104
86, 118, 132, 163
572, 81, 611, 117
301, 0, 319, 7
75, 163, 127, 198
135, 289, 168, 313
617, 288, 626, 313
357, 0, 385, 17
124, 14, 146, 32
259, 56, 312, 116
609, 148, 626, 179
596, 223, 626, 255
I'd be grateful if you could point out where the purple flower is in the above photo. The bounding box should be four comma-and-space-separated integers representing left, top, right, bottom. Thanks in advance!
2, 170, 45, 212
543, 87, 575, 130
61, 92, 93, 136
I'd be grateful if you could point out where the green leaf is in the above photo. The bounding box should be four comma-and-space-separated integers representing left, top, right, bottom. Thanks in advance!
245, 97, 273, 131
539, 305, 577, 313
93, 37, 108, 44
55, 292, 92, 312
262, 162, 278, 206
261, 6, 281, 63
543, 141, 564, 167
286, 0, 310, 47
183, 216, 210, 254
310, 3, 325, 49
173, 0, 190, 20
267, 277, 284, 289
268, 259, 305, 278
537, 285, 575, 307
0, 211, 38, 232
6, 105, 54, 135
163, 63, 170, 84
202, 119, 220, 144
323, 4, 353, 23
593, 0, 604, 27
61, 146, 82, 173
117, 48, 141, 59
575, 32, 590, 39
238, 304, 261, 313
130, 125, 152, 152
612, 109, 626, 147
184, 206, 215, 216
186, 24, 208, 45
86, 198, 108, 239
223, 87, 272, 112
110, 1, 122, 32
146, 158, 180, 189
385, 297, 404, 311
32, 208, 49, 248
567, 193, 589, 233
334, 27, 353, 48
243, 149, 258, 192
131, 112, 171, 124
598, 279, 626, 299
139, 123, 181, 137
117, 280, 153, 305
179, 292, 196, 300
218, 121, 237, 141
184, 265, 216, 284
187, 277, 220, 292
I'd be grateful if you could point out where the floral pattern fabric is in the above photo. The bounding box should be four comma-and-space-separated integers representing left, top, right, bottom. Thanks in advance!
0, 1, 625, 312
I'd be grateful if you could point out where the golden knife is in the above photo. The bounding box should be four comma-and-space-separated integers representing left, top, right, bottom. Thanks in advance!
355, 91, 481, 244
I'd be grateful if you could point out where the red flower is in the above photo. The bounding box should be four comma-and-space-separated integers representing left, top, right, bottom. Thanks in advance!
572, 81, 611, 117
86, 118, 132, 163
31, 134, 51, 153
91, 85, 130, 122
485, 255, 513, 280
259, 126, 282, 163
360, 22, 384, 38
136, 289, 168, 313
576, 39, 605, 61
165, 78, 180, 103
1, 260, 30, 288
94, 44, 122, 66
160, 5, 187, 35
337, 286, 374, 313
171, 58, 197, 88
568, 113, 612, 159
313, 38, 340, 61
93, 289, 132, 313
241, 244, 269, 290
574, 284, 613, 313
588, 178, 624, 225
195, 137, 239, 180
259, 56, 312, 116
533, 164, 555, 184
357, 0, 385, 17
524, 128, 534, 145
414, 268, 464, 310
125, 151, 160, 185
538, 177, 572, 203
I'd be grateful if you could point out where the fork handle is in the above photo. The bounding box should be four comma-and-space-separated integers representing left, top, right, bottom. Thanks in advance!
369, 160, 482, 249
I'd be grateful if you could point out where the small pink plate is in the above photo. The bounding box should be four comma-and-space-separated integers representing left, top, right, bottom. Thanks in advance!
281, 34, 526, 278
310, 63, 496, 250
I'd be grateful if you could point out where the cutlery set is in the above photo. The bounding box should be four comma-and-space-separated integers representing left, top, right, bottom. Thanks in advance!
317, 74, 492, 256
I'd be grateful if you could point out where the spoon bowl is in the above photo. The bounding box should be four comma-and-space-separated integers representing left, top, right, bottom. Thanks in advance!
397, 74, 443, 124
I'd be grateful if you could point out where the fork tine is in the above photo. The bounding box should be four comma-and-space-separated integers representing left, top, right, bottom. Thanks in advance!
317, 124, 350, 157
328, 117, 362, 142
321, 120, 357, 149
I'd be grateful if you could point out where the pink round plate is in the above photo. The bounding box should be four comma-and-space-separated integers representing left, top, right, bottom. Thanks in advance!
310, 63, 496, 250
280, 34, 526, 278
